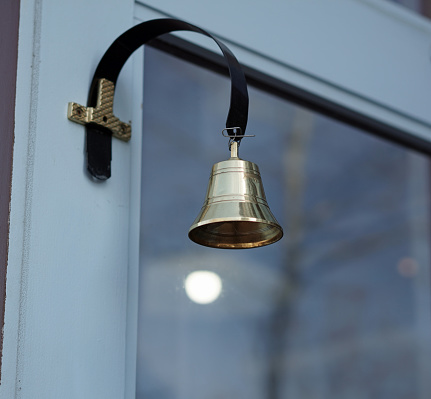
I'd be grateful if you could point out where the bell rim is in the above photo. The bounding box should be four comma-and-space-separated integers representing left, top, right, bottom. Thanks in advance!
189, 216, 282, 229
188, 217, 284, 249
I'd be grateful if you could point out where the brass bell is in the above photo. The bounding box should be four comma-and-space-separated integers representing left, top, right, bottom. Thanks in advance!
189, 141, 283, 249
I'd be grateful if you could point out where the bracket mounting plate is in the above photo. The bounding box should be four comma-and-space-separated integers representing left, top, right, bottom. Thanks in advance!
67, 78, 131, 142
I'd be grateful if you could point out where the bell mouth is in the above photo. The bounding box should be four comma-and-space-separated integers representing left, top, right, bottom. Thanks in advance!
188, 218, 283, 249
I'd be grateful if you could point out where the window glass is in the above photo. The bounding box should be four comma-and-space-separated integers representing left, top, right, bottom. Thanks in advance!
387, 0, 431, 18
136, 46, 431, 399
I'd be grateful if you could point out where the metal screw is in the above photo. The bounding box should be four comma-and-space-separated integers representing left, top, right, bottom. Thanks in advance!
76, 106, 84, 117
120, 124, 127, 135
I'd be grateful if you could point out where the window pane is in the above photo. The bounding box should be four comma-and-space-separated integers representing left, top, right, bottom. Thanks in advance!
136, 47, 431, 399
386, 0, 431, 18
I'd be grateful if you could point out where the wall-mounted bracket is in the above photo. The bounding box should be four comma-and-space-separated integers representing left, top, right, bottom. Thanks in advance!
67, 78, 131, 142
68, 18, 248, 180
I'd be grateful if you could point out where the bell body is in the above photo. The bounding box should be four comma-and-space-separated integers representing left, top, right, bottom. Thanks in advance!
189, 152, 283, 249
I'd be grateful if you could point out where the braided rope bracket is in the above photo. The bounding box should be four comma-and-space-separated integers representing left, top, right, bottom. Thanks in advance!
67, 78, 131, 142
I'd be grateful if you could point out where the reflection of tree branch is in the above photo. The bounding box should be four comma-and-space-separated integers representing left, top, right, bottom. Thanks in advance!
265, 108, 314, 399
306, 219, 415, 283
276, 134, 413, 284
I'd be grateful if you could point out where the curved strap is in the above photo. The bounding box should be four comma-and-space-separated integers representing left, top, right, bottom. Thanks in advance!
86, 18, 249, 180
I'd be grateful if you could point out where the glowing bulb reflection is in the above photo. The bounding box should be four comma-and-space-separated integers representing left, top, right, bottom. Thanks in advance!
185, 271, 222, 304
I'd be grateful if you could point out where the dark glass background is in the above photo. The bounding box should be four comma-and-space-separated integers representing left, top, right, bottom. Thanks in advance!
136, 47, 431, 399
387, 0, 431, 18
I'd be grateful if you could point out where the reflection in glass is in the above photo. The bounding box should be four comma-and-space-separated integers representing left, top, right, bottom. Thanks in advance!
387, 0, 431, 18
136, 47, 431, 399
184, 271, 222, 304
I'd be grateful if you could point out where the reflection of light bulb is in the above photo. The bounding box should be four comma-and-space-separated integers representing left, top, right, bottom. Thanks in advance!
185, 271, 222, 304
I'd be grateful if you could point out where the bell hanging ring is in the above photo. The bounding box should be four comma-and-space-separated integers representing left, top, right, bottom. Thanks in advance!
188, 136, 283, 249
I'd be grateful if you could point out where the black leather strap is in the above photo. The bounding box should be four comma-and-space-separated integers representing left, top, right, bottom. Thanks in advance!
86, 18, 249, 180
